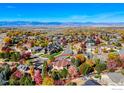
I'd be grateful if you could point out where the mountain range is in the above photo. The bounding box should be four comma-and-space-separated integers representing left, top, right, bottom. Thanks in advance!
0, 21, 124, 27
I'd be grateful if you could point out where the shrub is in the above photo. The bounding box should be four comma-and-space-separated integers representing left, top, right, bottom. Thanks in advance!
19, 74, 34, 85
94, 74, 101, 79
59, 68, 68, 79
51, 70, 61, 80
95, 63, 106, 74
0, 52, 21, 62
94, 58, 100, 64
79, 63, 90, 75
48, 55, 55, 62
102, 48, 108, 53
42, 76, 54, 85
10, 52, 21, 62
71, 58, 75, 64
121, 69, 124, 75
94, 48, 98, 53
9, 75, 20, 85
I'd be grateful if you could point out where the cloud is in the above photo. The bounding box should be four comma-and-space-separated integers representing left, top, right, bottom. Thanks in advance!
66, 11, 124, 22
6, 5, 16, 9
0, 10, 124, 22
29, 12, 124, 22
93, 12, 124, 22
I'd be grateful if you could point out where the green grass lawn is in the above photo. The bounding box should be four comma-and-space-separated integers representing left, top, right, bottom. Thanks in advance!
40, 51, 62, 58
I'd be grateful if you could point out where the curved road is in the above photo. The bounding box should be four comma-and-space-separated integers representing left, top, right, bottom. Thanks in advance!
56, 44, 73, 59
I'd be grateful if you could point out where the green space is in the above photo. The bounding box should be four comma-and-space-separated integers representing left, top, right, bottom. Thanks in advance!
40, 51, 63, 58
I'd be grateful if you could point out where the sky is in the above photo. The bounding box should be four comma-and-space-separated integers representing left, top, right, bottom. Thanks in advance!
0, 3, 124, 22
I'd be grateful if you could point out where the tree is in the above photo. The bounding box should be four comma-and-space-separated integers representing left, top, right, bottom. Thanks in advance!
94, 58, 100, 64
94, 48, 98, 54
75, 58, 82, 67
108, 52, 119, 61
3, 37, 12, 44
42, 76, 54, 85
47, 55, 55, 65
10, 52, 21, 62
9, 78, 19, 85
42, 61, 47, 79
71, 57, 75, 64
0, 52, 4, 58
73, 54, 86, 67
95, 63, 106, 74
19, 74, 34, 85
9, 73, 20, 85
3, 65, 11, 80
79, 63, 90, 75
95, 38, 100, 45
86, 59, 95, 67
21, 51, 31, 59
48, 55, 55, 62
29, 66, 34, 80
12, 70, 23, 79
60, 68, 68, 79
34, 70, 42, 85
12, 37, 20, 44
75, 54, 86, 63
0, 65, 11, 85
3, 52, 10, 59
51, 70, 61, 80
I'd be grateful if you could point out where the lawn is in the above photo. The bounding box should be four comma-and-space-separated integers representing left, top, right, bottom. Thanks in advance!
40, 51, 63, 58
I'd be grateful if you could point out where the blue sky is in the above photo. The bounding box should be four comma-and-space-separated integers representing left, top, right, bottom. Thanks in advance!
0, 3, 124, 22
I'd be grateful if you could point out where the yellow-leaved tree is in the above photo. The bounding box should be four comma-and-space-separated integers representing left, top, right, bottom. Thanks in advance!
3, 37, 12, 44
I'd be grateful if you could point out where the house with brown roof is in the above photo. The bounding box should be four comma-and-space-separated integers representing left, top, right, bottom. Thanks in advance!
52, 59, 71, 70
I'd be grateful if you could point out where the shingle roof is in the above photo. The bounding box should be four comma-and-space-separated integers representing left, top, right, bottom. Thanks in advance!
52, 59, 71, 68
84, 80, 101, 85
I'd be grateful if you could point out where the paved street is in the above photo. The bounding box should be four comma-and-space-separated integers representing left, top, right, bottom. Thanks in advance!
107, 72, 124, 85
57, 44, 73, 59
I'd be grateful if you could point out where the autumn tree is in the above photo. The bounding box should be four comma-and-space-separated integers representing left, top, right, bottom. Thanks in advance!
42, 76, 54, 85
3, 37, 12, 44
34, 70, 42, 85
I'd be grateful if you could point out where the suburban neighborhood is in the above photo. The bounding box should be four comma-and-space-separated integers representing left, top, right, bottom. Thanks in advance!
0, 27, 124, 85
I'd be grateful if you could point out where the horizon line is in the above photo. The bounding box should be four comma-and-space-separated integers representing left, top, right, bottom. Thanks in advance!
0, 21, 124, 23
